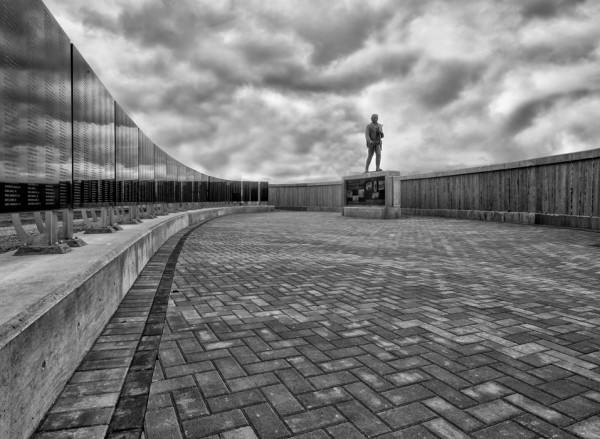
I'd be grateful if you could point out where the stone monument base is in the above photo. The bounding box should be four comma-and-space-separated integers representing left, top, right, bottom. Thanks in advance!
343, 206, 402, 220
342, 170, 401, 220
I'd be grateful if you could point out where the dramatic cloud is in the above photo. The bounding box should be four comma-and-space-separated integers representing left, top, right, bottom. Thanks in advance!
44, 0, 600, 181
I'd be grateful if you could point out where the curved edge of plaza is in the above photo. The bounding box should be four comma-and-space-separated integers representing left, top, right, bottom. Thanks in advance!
0, 205, 273, 439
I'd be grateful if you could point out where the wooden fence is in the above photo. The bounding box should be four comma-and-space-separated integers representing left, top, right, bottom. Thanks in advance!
268, 182, 343, 212
401, 148, 600, 229
268, 148, 600, 230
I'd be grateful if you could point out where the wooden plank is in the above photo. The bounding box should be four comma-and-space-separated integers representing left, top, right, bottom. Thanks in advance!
508, 170, 514, 212
482, 172, 490, 211
462, 174, 467, 210
436, 178, 442, 209
416, 180, 421, 209
453, 175, 459, 210
512, 168, 521, 212
467, 173, 473, 210
541, 166, 548, 213
434, 178, 439, 209
558, 162, 569, 215
457, 175, 463, 210
453, 176, 459, 210
467, 173, 472, 210
545, 165, 553, 213
584, 159, 594, 216
475, 173, 481, 211
438, 177, 443, 209
428, 179, 433, 209
401, 181, 407, 207
507, 169, 515, 211
308, 186, 317, 207
488, 171, 496, 211
435, 178, 439, 209
503, 170, 510, 211
498, 171, 506, 211
448, 176, 453, 209
551, 164, 559, 214
469, 173, 475, 210
527, 167, 536, 212
505, 170, 511, 211
571, 161, 581, 216
593, 158, 600, 217
498, 171, 505, 211
517, 168, 527, 212
463, 174, 469, 210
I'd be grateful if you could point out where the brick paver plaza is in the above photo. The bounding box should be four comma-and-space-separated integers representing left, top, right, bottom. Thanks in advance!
35, 211, 600, 438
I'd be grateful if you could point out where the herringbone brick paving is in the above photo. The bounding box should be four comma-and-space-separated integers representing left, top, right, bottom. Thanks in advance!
146, 212, 600, 439
34, 211, 600, 438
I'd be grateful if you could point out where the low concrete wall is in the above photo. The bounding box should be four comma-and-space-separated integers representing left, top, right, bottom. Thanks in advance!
0, 206, 273, 439
344, 206, 403, 220
401, 207, 600, 230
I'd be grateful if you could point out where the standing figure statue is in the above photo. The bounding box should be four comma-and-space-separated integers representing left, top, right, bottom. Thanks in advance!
365, 113, 383, 173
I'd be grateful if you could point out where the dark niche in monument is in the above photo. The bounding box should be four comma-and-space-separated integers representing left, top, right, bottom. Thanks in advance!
0, 0, 72, 213
345, 176, 386, 206
72, 45, 115, 208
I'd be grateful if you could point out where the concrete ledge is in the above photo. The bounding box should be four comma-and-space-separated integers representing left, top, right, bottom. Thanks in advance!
343, 206, 402, 220
0, 205, 273, 439
275, 206, 308, 211
401, 208, 600, 230
307, 206, 343, 213
274, 206, 342, 213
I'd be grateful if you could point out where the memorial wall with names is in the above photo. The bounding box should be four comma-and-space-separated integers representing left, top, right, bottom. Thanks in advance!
72, 45, 115, 207
0, 0, 268, 213
154, 146, 167, 203
138, 130, 154, 203
115, 102, 138, 204
1, 0, 71, 212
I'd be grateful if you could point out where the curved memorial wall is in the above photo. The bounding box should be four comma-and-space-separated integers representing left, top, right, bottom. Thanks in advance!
0, 0, 72, 212
0, 0, 267, 214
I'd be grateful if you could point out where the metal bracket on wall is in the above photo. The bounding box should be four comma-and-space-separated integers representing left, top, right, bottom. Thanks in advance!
83, 207, 121, 234
115, 205, 142, 224
139, 204, 157, 219
10, 210, 83, 255
154, 203, 168, 216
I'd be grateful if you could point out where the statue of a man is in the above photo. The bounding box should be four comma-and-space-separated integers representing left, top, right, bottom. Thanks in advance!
365, 113, 383, 172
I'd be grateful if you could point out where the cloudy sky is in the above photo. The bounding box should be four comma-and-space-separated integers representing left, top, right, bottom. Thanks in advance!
44, 0, 600, 182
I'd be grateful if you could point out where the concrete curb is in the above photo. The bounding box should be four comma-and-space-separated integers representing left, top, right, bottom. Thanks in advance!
0, 205, 273, 439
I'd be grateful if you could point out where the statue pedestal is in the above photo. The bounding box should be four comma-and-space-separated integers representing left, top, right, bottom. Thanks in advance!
341, 170, 401, 219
